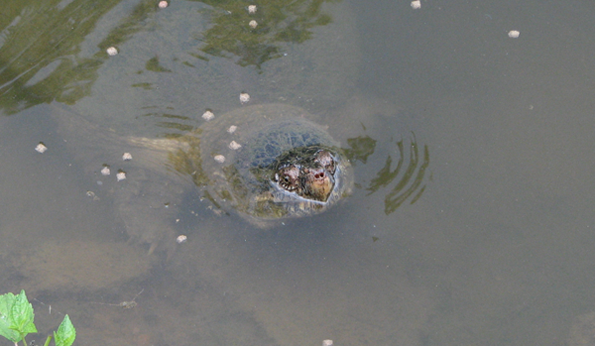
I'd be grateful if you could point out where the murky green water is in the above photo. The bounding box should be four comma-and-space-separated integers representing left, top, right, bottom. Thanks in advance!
1, 0, 595, 345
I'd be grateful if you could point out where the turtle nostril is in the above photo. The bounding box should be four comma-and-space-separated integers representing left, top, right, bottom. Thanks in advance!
315, 172, 325, 179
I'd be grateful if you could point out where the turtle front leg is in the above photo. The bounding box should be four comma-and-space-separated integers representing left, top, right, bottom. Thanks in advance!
113, 169, 184, 259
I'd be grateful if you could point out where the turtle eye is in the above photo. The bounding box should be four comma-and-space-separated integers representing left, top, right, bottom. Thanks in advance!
315, 150, 335, 175
281, 174, 295, 190
275, 165, 300, 191
326, 158, 335, 174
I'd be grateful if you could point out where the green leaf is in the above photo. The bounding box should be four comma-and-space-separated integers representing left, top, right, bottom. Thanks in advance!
0, 292, 21, 342
53, 315, 75, 346
0, 293, 16, 316
9, 290, 37, 336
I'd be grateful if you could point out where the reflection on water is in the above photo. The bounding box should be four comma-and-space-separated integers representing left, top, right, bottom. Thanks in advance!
0, 0, 119, 112
346, 133, 429, 215
0, 0, 352, 125
367, 136, 429, 214
197, 0, 332, 68
344, 134, 376, 164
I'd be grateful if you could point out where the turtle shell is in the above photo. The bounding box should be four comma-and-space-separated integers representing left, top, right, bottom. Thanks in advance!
175, 104, 352, 224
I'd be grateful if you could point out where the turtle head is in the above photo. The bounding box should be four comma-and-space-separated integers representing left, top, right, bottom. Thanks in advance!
301, 150, 336, 202
272, 149, 336, 203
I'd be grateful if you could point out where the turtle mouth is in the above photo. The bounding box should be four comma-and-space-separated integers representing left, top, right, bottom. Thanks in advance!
272, 149, 336, 203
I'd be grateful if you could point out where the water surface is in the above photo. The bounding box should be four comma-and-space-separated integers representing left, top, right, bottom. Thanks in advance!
1, 0, 594, 345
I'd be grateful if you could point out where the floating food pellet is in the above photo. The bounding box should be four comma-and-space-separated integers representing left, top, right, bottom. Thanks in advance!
229, 141, 242, 150
323, 341, 333, 346
214, 155, 225, 163
202, 110, 215, 121
249, 20, 258, 29
411, 0, 421, 9
106, 46, 118, 56
35, 142, 48, 153
508, 30, 520, 38
116, 170, 127, 181
158, 0, 168, 8
248, 5, 257, 13
227, 125, 238, 134
101, 165, 111, 176
239, 92, 250, 104
122, 152, 132, 161
176, 235, 188, 244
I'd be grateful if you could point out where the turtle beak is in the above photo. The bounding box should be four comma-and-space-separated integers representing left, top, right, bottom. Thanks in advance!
303, 167, 334, 202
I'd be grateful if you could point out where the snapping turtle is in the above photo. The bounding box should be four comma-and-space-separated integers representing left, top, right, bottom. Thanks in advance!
171, 104, 353, 225
57, 103, 352, 255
